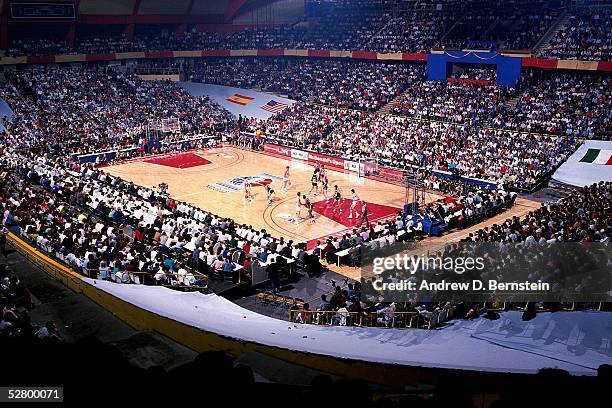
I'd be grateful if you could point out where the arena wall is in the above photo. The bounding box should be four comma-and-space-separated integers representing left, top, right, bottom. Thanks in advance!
137, 73, 181, 81
5, 232, 443, 387
7, 205, 607, 382
0, 49, 610, 72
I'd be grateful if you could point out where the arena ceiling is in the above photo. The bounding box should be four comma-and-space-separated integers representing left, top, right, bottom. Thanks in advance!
79, 0, 232, 17
87, 0, 283, 21
4, 0, 283, 22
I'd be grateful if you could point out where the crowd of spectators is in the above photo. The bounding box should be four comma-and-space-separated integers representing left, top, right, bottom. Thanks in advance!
6, 38, 70, 57
10, 2, 609, 57
437, 1, 558, 51
3, 1, 408, 56
178, 57, 610, 139
291, 279, 456, 329
1, 61, 604, 192
190, 58, 423, 111
388, 69, 610, 139
421, 186, 516, 228
254, 102, 579, 190
448, 66, 498, 82
464, 181, 610, 243
0, 150, 323, 288
366, 11, 455, 53
0, 66, 234, 155
390, 79, 511, 124
0, 0, 441, 56
0, 260, 61, 340
541, 8, 612, 61
494, 69, 611, 139
496, 8, 557, 51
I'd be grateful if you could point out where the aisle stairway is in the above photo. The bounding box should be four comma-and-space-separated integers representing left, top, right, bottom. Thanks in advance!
377, 91, 406, 115
432, 11, 468, 49
504, 95, 521, 111
532, 11, 570, 55
363, 16, 399, 50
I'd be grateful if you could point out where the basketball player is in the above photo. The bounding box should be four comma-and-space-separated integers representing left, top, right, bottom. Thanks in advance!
282, 166, 291, 192
294, 192, 303, 224
265, 184, 275, 205
318, 165, 326, 194
348, 188, 360, 219
332, 185, 343, 215
309, 171, 318, 194
244, 180, 253, 203
303, 194, 315, 223
321, 174, 329, 198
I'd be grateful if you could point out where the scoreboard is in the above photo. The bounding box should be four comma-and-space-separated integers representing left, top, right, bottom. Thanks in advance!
10, 2, 76, 20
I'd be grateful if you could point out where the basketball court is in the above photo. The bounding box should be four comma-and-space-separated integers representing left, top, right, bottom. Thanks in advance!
102, 146, 446, 246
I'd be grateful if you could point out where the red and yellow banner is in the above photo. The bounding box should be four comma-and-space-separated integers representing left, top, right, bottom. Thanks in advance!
225, 93, 255, 106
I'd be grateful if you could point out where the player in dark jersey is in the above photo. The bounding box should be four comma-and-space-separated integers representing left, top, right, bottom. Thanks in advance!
331, 185, 343, 215
321, 175, 329, 197
303, 194, 315, 223
309, 171, 318, 194
265, 184, 275, 205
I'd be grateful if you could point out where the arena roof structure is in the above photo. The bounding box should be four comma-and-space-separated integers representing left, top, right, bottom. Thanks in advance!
0, 0, 610, 401
1, 0, 289, 22
0, 0, 302, 48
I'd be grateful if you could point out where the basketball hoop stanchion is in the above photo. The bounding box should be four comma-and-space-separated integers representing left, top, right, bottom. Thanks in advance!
403, 169, 426, 218
146, 118, 182, 152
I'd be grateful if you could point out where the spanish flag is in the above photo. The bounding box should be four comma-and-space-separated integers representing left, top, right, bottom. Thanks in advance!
226, 93, 255, 106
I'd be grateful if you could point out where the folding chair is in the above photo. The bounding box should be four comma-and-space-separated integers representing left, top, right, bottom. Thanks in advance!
255, 289, 265, 305
284, 296, 296, 309
262, 290, 275, 306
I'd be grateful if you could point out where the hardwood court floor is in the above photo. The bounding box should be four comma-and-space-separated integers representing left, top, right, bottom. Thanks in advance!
103, 146, 444, 245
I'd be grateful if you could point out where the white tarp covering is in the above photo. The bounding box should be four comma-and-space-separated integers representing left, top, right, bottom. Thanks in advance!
552, 140, 612, 187
179, 82, 296, 120
84, 279, 611, 375
0, 97, 14, 131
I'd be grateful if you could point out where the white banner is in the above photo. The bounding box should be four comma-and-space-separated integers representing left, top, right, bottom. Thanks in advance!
290, 149, 309, 161
345, 161, 360, 173
552, 140, 612, 187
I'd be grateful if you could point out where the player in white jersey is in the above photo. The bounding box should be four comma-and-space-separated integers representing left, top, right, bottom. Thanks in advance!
347, 189, 360, 219
282, 166, 291, 192
294, 192, 303, 224
317, 165, 326, 194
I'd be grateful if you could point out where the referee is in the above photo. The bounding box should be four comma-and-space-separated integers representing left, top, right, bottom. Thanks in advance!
358, 200, 369, 227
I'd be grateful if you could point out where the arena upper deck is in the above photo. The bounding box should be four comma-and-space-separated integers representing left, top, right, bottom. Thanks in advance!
0, 0, 610, 404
